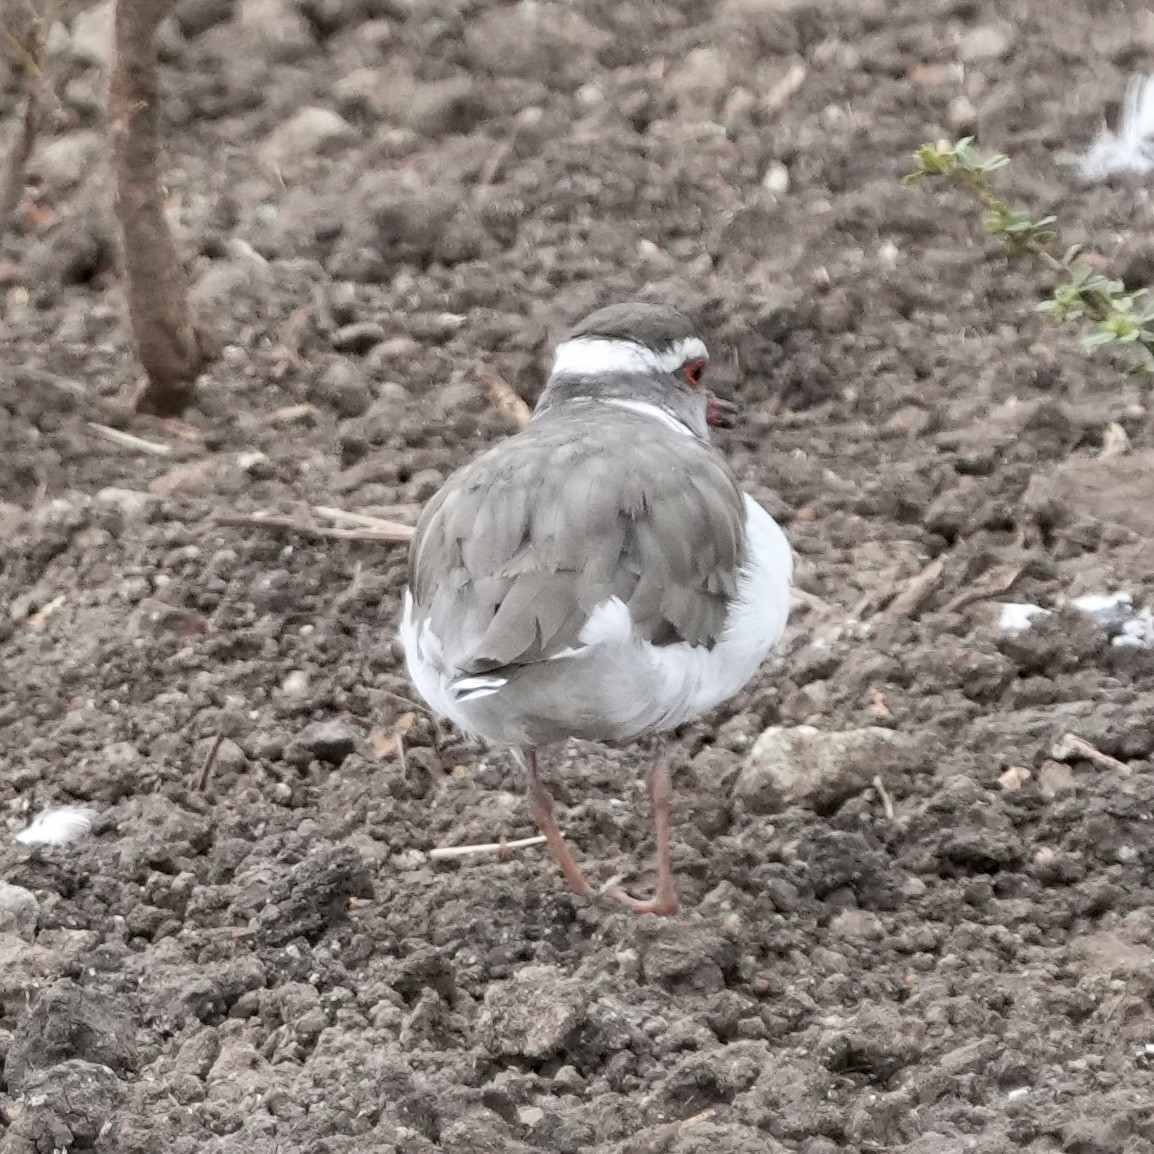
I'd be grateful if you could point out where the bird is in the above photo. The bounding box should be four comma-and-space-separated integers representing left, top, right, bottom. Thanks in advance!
400, 302, 793, 915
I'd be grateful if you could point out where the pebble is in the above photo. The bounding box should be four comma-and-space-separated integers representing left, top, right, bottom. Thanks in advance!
295, 720, 358, 765
258, 107, 358, 170
0, 883, 39, 942
736, 725, 912, 812
70, 0, 115, 67
958, 24, 1013, 62
331, 322, 386, 354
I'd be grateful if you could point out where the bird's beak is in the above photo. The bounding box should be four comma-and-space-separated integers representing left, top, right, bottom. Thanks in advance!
706, 392, 739, 428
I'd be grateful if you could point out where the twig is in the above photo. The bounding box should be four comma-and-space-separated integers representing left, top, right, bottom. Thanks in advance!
428, 835, 547, 860
211, 511, 414, 543
312, 505, 417, 532
109, 0, 215, 415
195, 733, 225, 792
86, 421, 173, 455
941, 564, 1024, 614
476, 373, 532, 431
872, 774, 895, 820
906, 138, 1154, 373
886, 554, 947, 618
0, 5, 44, 238
1050, 733, 1132, 777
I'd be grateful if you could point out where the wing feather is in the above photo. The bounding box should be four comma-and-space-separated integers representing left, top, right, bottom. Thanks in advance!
407, 405, 749, 676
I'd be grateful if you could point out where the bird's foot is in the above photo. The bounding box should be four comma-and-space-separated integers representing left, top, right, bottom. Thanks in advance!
602, 880, 679, 917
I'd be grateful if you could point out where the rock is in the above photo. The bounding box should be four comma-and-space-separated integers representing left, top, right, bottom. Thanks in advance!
4, 979, 137, 1090
30, 131, 103, 191
476, 965, 587, 1059
70, 0, 115, 67
295, 719, 359, 765
0, 883, 39, 941
666, 46, 730, 113
958, 23, 1013, 62
828, 908, 885, 942
95, 487, 160, 520
331, 322, 386, 354
256, 845, 373, 946
736, 725, 913, 813
175, 0, 236, 37
258, 107, 358, 169
404, 77, 491, 137
19, 1060, 125, 1144
238, 0, 316, 61
638, 921, 737, 994
1038, 759, 1077, 799
0, 935, 63, 1017
1022, 450, 1154, 538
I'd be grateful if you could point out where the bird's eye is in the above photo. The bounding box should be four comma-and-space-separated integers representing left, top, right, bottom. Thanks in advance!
682, 358, 707, 387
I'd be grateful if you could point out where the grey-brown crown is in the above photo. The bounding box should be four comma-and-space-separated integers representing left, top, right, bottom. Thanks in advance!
565, 302, 699, 351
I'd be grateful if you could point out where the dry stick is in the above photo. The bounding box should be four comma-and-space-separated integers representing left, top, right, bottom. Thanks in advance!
212, 511, 414, 544
886, 553, 948, 618
1050, 733, 1132, 777
195, 733, 225, 792
109, 0, 215, 417
428, 835, 547, 860
0, 19, 43, 236
86, 421, 172, 455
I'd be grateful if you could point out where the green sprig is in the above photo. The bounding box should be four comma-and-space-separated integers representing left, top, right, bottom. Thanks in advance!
905, 137, 1154, 374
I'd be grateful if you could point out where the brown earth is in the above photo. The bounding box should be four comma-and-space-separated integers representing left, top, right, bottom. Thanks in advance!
4, 0, 1154, 1151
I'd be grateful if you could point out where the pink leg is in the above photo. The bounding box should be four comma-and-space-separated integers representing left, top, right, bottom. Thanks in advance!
522, 748, 591, 898
605, 758, 680, 917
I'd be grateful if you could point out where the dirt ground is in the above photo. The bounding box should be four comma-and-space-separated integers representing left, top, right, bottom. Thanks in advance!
4, 0, 1154, 1150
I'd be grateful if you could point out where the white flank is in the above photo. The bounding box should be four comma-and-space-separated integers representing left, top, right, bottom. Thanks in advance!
1080, 74, 1154, 179
15, 805, 97, 847
551, 336, 708, 379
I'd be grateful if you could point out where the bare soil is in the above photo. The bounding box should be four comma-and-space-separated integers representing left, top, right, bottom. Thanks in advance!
4, 0, 1154, 1151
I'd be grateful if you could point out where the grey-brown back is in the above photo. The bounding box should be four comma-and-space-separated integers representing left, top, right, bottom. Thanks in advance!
408, 403, 748, 678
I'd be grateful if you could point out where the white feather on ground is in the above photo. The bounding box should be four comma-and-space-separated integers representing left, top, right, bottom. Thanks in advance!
15, 805, 98, 846
1080, 74, 1154, 179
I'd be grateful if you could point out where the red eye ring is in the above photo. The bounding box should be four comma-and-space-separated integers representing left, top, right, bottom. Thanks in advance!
682, 358, 708, 387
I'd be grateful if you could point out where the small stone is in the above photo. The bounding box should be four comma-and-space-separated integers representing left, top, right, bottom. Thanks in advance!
310, 360, 373, 416
331, 322, 386, 354
1038, 759, 1077, 799
948, 95, 978, 132
295, 719, 358, 765
258, 107, 358, 169
736, 725, 913, 813
998, 765, 1032, 792
476, 965, 587, 1060
0, 884, 39, 942
829, 908, 885, 941
238, 0, 316, 61
176, 0, 237, 37
30, 131, 103, 191
958, 24, 1013, 62
95, 487, 159, 520
70, 0, 115, 67
762, 161, 790, 195
281, 670, 310, 697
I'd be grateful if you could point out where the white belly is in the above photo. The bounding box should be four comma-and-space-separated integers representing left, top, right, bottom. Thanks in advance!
401, 494, 793, 747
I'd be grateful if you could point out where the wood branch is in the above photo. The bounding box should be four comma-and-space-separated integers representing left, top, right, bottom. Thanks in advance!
212, 509, 414, 544
86, 421, 172, 455
0, 13, 43, 238
428, 836, 547, 860
885, 553, 947, 618
109, 0, 215, 416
